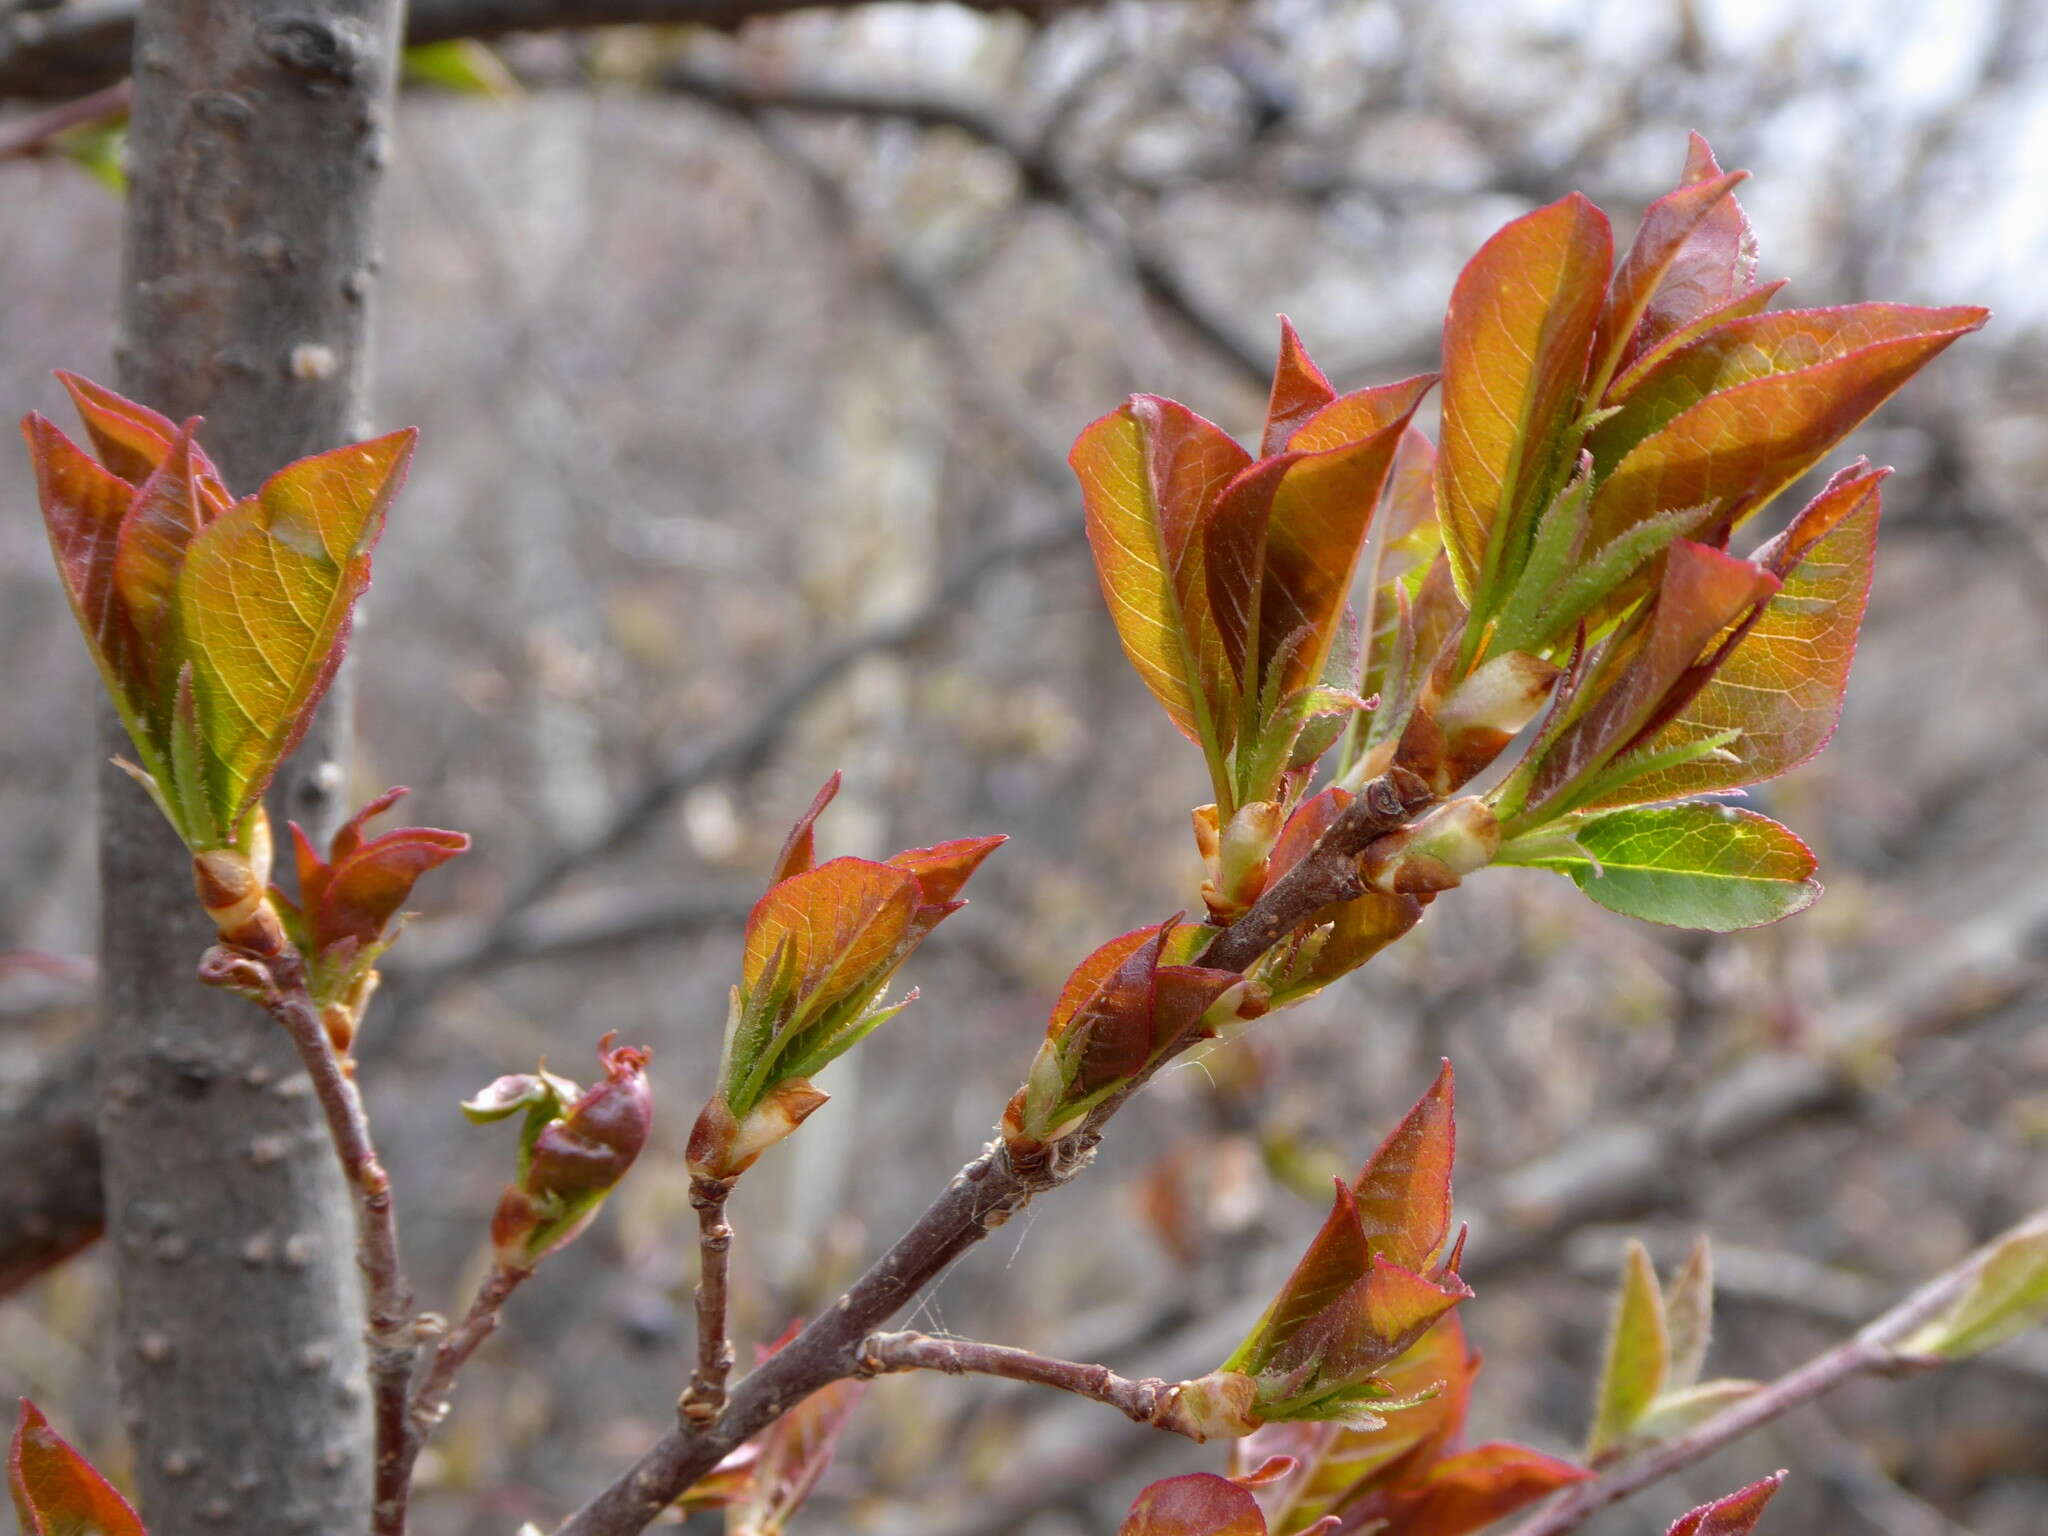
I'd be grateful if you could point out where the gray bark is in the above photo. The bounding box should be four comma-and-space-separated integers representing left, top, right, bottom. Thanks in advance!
99, 3, 403, 1531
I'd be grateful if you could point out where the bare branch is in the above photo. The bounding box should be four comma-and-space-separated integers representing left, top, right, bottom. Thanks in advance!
679, 1175, 738, 1426
406, 1263, 530, 1453
857, 1331, 1203, 1438
0, 0, 1088, 100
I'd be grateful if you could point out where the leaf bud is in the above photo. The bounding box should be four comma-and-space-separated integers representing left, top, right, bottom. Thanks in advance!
1360, 798, 1500, 896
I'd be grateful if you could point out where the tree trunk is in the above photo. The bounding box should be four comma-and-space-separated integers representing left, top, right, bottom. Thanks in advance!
101, 4, 404, 1531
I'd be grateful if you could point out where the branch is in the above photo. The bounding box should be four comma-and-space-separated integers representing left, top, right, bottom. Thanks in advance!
856, 1331, 1202, 1438
679, 1174, 737, 1426
553, 769, 1435, 1536
0, 0, 1087, 100
198, 947, 419, 1536
0, 77, 126, 155
406, 1262, 530, 1448
1504, 1207, 2048, 1536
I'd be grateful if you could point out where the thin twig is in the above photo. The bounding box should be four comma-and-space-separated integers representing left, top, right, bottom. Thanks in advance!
406, 1263, 530, 1447
201, 947, 419, 1536
0, 77, 127, 156
856, 1330, 1201, 1438
679, 1174, 737, 1426
554, 768, 1436, 1536
1503, 1206, 2048, 1536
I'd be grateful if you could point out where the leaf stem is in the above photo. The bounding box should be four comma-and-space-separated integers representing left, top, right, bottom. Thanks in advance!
1503, 1205, 2048, 1536
679, 1174, 738, 1426
406, 1263, 530, 1458
854, 1330, 1202, 1437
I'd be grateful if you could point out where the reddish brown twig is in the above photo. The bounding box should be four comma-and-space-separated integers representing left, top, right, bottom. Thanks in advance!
857, 1331, 1204, 1437
678, 1174, 737, 1426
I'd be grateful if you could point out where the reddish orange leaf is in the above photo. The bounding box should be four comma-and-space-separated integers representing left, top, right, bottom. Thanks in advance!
56, 371, 231, 509
1208, 377, 1434, 707
1587, 305, 1985, 550
1352, 1061, 1455, 1274
1353, 1442, 1590, 1536
1667, 1472, 1787, 1536
742, 856, 920, 1020
1121, 1473, 1268, 1536
888, 834, 1008, 910
1231, 1180, 1375, 1376
111, 424, 210, 645
1436, 193, 1613, 604
1073, 395, 1250, 751
24, 415, 151, 734
1263, 317, 1338, 456
9, 1400, 146, 1536
770, 771, 842, 884
1524, 542, 1778, 817
1582, 466, 1883, 809
1590, 164, 1750, 399
1593, 304, 1990, 474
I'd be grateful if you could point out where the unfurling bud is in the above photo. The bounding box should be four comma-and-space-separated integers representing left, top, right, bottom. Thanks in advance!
468, 1035, 653, 1271
1360, 798, 1501, 896
1168, 1369, 1263, 1440
192, 809, 286, 955
1196, 800, 1289, 922
687, 1079, 830, 1182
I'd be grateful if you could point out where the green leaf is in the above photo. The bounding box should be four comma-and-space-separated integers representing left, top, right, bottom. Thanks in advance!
1898, 1221, 2048, 1360
403, 39, 520, 97
1634, 1378, 1761, 1440
1664, 1235, 1715, 1392
10, 1401, 146, 1536
1502, 803, 1820, 932
1587, 1239, 1668, 1458
173, 430, 415, 839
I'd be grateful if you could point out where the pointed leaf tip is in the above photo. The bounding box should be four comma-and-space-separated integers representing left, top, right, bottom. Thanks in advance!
1352, 1060, 1456, 1274
1667, 1471, 1787, 1536
10, 1400, 147, 1536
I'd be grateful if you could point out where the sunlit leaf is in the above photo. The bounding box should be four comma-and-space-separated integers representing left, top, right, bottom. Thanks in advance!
1436, 193, 1613, 607
1346, 1441, 1590, 1536
173, 430, 416, 836
1073, 396, 1250, 764
1587, 305, 1985, 550
1228, 1181, 1374, 1376
1588, 1239, 1669, 1458
769, 771, 842, 884
1263, 317, 1338, 457
742, 857, 919, 1027
1504, 803, 1820, 932
9, 1400, 146, 1536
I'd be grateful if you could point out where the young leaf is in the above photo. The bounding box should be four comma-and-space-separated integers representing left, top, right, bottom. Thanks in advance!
1580, 466, 1883, 810
1120, 1473, 1269, 1536
1351, 1060, 1455, 1274
1518, 542, 1778, 821
1587, 1239, 1669, 1458
1344, 1442, 1590, 1536
9, 1400, 146, 1536
1503, 803, 1820, 932
769, 771, 842, 884
1586, 305, 1985, 550
1897, 1221, 2048, 1360
1357, 427, 1442, 716
1073, 395, 1251, 777
1263, 316, 1338, 456
1663, 1235, 1715, 1393
1436, 193, 1613, 609
174, 429, 417, 837
1666, 1471, 1787, 1536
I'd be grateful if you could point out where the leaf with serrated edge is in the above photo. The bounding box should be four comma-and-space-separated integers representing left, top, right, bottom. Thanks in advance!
1352, 1061, 1454, 1274
1436, 193, 1612, 608
1073, 396, 1250, 763
1120, 1473, 1268, 1536
1507, 803, 1820, 932
1588, 1239, 1669, 1458
1228, 1180, 1373, 1376
1582, 467, 1883, 810
1586, 305, 1985, 550
1666, 1471, 1787, 1536
10, 1400, 146, 1536
742, 857, 919, 1028
1898, 1223, 2048, 1360
173, 429, 415, 837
